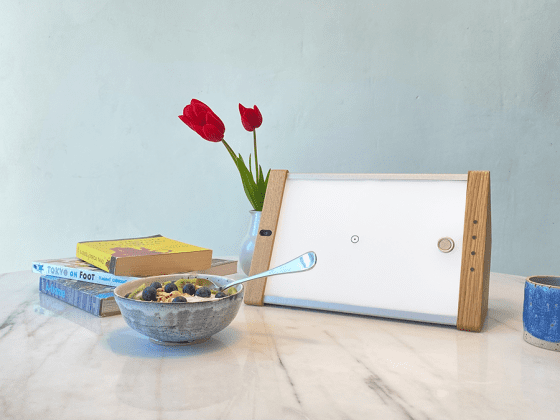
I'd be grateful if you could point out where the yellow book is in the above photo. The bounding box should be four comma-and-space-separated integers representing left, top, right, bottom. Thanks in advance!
76, 235, 212, 277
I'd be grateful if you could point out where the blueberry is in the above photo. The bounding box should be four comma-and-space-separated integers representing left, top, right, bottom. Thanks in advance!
142, 286, 157, 301
215, 291, 227, 298
195, 286, 211, 298
124, 292, 130, 298
150, 282, 162, 290
183, 283, 196, 295
164, 283, 178, 293
172, 296, 187, 303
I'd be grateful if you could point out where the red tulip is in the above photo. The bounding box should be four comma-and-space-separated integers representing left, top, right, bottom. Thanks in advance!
179, 99, 225, 142
179, 100, 269, 211
239, 104, 263, 131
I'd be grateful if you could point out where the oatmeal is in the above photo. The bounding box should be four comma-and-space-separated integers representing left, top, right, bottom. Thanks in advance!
125, 278, 235, 302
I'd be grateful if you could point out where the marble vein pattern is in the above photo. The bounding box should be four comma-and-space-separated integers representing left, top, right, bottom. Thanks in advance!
0, 271, 559, 419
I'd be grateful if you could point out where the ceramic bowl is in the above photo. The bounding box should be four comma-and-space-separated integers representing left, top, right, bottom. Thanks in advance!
114, 273, 244, 345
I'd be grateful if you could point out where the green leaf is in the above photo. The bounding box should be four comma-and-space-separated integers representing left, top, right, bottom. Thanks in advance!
259, 165, 265, 185
251, 164, 269, 211
235, 154, 259, 209
221, 140, 271, 210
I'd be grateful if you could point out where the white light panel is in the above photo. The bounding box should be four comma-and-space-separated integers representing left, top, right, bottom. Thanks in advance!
263, 174, 468, 325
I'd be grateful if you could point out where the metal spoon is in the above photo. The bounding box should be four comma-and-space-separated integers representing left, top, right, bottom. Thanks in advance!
213, 251, 317, 293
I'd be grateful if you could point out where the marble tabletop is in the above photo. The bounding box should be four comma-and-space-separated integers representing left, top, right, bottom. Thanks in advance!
1, 270, 559, 420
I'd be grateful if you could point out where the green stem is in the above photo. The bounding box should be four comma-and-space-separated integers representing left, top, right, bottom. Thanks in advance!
253, 129, 258, 180
221, 139, 237, 162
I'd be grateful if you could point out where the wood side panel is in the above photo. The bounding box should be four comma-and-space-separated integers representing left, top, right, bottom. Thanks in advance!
457, 171, 492, 332
481, 176, 492, 323
243, 170, 289, 306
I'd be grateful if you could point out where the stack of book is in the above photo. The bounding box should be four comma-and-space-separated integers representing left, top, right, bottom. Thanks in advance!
33, 234, 237, 317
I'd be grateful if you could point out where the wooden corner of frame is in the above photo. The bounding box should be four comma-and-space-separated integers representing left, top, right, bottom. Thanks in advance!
457, 170, 492, 332
243, 169, 289, 306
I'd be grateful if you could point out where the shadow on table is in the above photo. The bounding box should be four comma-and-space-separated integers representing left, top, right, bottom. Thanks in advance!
104, 325, 243, 358
112, 328, 249, 413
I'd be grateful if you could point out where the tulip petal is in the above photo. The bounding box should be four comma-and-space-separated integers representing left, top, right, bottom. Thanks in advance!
191, 102, 210, 124
206, 111, 225, 134
190, 99, 212, 118
184, 106, 203, 127
241, 119, 252, 131
179, 114, 201, 135
202, 124, 224, 142
181, 99, 226, 142
239, 103, 250, 131
244, 109, 258, 130
252, 105, 263, 128
191, 98, 210, 111
239, 103, 263, 131
178, 114, 189, 125
194, 125, 208, 139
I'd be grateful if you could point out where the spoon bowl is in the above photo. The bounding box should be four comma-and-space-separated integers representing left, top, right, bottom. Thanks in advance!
211, 251, 317, 293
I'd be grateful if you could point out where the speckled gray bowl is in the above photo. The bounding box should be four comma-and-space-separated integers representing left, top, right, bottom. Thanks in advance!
114, 273, 244, 345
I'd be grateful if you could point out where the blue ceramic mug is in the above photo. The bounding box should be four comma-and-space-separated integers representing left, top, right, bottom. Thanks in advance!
523, 276, 560, 351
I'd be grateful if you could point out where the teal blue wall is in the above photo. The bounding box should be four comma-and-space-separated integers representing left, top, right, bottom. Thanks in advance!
1, 1, 559, 276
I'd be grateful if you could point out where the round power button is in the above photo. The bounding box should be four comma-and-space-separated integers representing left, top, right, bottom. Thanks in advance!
437, 237, 455, 253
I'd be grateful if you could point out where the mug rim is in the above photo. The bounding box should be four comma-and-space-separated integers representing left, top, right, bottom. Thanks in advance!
526, 275, 560, 289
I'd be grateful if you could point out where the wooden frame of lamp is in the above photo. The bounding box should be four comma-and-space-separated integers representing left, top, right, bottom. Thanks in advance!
244, 170, 492, 332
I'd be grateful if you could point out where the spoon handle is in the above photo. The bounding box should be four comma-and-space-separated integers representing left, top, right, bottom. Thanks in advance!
220, 251, 317, 292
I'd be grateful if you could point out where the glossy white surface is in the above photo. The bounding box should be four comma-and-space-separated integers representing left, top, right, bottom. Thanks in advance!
267, 175, 468, 324
1, 270, 559, 419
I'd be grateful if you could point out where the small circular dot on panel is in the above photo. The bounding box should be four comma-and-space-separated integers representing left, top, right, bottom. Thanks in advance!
472, 236, 477, 240
471, 251, 476, 255
470, 267, 475, 272
473, 220, 478, 224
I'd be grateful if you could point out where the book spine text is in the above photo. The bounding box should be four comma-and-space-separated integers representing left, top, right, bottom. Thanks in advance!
32, 262, 130, 287
39, 276, 103, 316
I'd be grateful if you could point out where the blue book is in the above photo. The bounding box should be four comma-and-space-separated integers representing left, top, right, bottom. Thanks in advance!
39, 275, 120, 317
